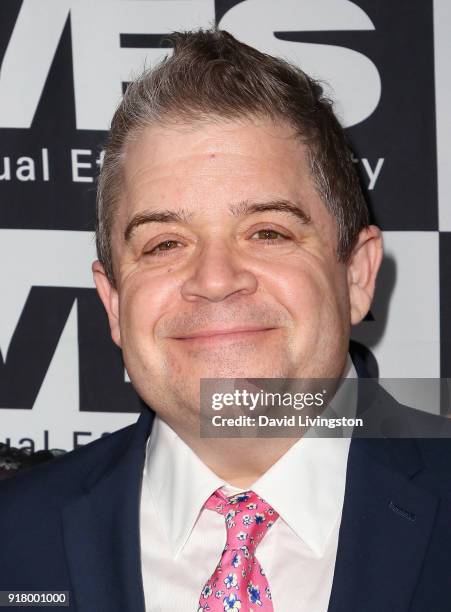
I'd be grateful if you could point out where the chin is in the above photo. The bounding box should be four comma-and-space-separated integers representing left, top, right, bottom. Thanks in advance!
187, 359, 292, 381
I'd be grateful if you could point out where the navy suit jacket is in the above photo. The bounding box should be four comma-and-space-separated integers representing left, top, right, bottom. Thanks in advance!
1, 352, 451, 611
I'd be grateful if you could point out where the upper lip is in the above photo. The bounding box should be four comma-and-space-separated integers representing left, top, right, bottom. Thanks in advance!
174, 326, 275, 339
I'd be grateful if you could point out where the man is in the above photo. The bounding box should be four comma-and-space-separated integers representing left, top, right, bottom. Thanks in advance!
1, 29, 450, 612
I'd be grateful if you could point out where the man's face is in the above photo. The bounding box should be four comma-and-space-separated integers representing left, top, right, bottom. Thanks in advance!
94, 116, 375, 424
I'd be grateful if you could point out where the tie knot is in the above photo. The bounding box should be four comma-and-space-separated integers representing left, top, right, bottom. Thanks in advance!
204, 488, 279, 552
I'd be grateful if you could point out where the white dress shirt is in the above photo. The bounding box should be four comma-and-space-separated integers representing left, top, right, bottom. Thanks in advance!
140, 356, 357, 611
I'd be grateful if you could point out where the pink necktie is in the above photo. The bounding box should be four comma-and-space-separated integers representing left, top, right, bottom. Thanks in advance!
197, 489, 279, 611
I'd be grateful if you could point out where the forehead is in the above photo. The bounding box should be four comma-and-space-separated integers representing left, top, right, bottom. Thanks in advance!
115, 116, 332, 234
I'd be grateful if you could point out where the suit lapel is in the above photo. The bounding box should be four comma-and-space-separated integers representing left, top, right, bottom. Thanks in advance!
62, 408, 154, 612
328, 435, 439, 612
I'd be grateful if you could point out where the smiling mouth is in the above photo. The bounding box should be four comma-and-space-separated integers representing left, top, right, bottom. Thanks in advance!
173, 327, 276, 344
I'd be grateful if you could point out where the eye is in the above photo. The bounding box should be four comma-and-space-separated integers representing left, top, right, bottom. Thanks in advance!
250, 228, 289, 243
144, 239, 181, 256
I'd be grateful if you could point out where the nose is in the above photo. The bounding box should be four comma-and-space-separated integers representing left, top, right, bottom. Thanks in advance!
180, 240, 258, 303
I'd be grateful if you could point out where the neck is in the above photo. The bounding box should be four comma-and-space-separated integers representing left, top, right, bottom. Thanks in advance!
160, 355, 351, 488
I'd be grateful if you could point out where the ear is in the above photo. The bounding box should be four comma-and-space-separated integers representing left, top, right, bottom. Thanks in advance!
347, 225, 383, 325
92, 260, 121, 348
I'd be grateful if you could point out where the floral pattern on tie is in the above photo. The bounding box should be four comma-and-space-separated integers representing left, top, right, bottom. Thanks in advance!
197, 489, 279, 612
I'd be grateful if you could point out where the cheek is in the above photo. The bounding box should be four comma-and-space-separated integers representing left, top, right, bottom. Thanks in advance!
274, 260, 348, 328
118, 273, 174, 344
118, 293, 144, 354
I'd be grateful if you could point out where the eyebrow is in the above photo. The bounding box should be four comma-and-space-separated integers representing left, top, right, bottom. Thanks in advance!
123, 199, 311, 242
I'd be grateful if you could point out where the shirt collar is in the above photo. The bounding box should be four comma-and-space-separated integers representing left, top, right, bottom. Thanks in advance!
144, 414, 229, 558
144, 354, 357, 559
